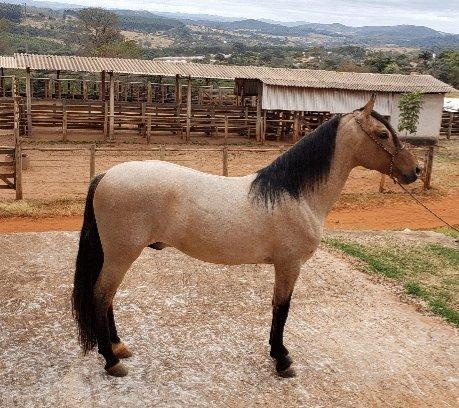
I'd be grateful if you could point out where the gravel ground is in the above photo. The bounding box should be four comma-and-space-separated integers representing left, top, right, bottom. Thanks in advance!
0, 232, 458, 407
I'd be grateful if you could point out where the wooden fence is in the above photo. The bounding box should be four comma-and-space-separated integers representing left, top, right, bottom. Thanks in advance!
440, 111, 459, 139
2, 142, 437, 201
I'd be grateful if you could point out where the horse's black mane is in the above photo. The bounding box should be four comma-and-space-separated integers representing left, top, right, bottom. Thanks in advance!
250, 109, 400, 207
250, 115, 340, 207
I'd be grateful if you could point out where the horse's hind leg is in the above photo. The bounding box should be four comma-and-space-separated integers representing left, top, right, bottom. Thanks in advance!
108, 303, 133, 359
93, 249, 141, 376
270, 260, 301, 378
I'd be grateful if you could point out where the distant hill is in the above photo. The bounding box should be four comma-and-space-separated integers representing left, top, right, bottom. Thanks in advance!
198, 19, 458, 47
1, 0, 457, 48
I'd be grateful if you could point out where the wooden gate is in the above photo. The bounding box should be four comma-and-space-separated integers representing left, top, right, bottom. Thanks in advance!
0, 145, 22, 199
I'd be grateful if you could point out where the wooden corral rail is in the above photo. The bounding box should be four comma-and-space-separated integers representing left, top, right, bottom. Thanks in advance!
440, 111, 459, 139
7, 142, 437, 200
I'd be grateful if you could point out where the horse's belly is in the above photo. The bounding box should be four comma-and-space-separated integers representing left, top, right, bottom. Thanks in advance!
168, 225, 272, 265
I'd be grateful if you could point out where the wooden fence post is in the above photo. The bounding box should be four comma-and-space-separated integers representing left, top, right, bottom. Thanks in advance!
109, 72, 115, 142
141, 101, 146, 136
424, 146, 434, 190
90, 144, 96, 180
160, 144, 165, 161
379, 174, 386, 193
222, 146, 228, 176
256, 95, 262, 142
62, 99, 67, 141
447, 112, 453, 140
103, 101, 108, 139
14, 141, 23, 200
13, 89, 23, 200
146, 115, 152, 143
186, 76, 192, 141
224, 114, 228, 142
25, 67, 33, 137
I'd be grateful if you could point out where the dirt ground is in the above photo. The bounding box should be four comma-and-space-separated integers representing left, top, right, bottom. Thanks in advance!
1, 191, 458, 233
1, 231, 458, 407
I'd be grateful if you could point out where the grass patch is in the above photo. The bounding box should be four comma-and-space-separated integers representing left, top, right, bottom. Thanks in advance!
434, 227, 459, 240
324, 237, 459, 327
0, 198, 84, 219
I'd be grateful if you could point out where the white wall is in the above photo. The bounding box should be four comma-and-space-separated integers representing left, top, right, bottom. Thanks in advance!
262, 85, 444, 137
390, 93, 444, 137
262, 85, 393, 115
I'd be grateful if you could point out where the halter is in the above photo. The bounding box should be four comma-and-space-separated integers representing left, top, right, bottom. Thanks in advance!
352, 113, 405, 179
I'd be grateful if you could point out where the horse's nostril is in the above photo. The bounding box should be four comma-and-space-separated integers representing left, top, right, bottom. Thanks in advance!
415, 166, 421, 175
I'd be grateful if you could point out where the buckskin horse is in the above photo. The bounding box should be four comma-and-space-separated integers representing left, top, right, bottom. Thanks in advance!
72, 96, 420, 377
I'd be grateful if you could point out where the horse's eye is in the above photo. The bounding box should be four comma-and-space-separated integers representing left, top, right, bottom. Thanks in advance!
378, 131, 389, 139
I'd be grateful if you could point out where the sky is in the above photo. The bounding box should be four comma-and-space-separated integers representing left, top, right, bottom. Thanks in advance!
55, 0, 459, 34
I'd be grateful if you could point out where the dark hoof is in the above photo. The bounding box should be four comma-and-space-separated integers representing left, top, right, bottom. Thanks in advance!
106, 362, 128, 377
275, 354, 292, 372
278, 367, 296, 378
112, 342, 133, 359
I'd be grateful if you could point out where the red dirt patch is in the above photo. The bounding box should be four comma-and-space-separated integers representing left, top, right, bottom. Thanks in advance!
1, 192, 457, 233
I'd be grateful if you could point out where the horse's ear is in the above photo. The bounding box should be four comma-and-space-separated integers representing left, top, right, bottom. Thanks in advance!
362, 94, 376, 116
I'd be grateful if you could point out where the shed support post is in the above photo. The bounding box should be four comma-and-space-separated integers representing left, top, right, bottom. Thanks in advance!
82, 80, 88, 100
109, 72, 115, 142
56, 70, 61, 99
256, 95, 262, 142
0, 67, 4, 97
186, 76, 192, 141
100, 70, 106, 101
25, 67, 33, 138
147, 82, 152, 104
293, 112, 300, 142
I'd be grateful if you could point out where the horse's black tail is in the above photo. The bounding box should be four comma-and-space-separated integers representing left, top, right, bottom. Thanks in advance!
72, 173, 105, 354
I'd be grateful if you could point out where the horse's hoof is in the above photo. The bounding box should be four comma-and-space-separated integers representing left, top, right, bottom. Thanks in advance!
277, 367, 296, 378
106, 362, 128, 377
112, 342, 133, 359
275, 354, 293, 372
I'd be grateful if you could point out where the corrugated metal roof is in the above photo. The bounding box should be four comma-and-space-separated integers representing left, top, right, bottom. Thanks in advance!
261, 73, 454, 93
0, 56, 17, 69
10, 53, 455, 93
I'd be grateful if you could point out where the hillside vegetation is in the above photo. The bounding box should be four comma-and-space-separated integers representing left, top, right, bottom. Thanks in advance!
0, 2, 457, 87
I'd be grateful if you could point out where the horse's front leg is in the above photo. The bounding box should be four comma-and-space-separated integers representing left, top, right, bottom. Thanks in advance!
269, 260, 301, 378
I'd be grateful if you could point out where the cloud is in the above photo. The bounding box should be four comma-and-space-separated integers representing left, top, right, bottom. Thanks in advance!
62, 0, 459, 33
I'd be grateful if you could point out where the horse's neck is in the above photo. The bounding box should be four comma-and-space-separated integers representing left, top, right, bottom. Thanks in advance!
303, 140, 355, 221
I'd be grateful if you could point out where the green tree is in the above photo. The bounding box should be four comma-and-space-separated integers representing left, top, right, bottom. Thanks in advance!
398, 92, 423, 135
428, 50, 459, 88
77, 8, 122, 54
0, 3, 22, 23
96, 40, 142, 58
383, 62, 400, 74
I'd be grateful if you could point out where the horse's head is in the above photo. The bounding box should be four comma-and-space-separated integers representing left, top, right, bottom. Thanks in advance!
348, 96, 420, 184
